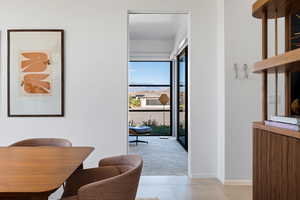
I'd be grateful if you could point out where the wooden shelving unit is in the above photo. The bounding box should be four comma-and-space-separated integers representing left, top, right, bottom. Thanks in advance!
253, 121, 300, 139
252, 0, 300, 199
252, 0, 300, 119
253, 48, 300, 73
253, 0, 300, 19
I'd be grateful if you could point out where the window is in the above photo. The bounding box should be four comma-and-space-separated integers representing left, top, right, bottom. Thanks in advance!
128, 61, 172, 136
177, 47, 188, 150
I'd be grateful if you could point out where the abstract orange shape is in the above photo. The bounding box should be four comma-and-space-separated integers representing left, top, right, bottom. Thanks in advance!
22, 74, 50, 94
21, 52, 49, 72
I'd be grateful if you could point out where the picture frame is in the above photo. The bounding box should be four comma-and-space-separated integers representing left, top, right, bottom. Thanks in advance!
7, 29, 64, 117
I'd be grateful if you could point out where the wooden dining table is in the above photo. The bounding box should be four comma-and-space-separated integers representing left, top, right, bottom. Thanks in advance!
0, 146, 94, 200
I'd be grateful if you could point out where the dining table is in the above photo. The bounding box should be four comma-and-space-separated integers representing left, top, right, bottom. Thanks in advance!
0, 146, 94, 200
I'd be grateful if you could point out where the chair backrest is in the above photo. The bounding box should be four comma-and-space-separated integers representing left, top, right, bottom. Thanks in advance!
79, 155, 143, 200
10, 138, 72, 147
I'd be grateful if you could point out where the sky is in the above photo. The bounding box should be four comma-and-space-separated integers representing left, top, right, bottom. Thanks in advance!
128, 62, 170, 85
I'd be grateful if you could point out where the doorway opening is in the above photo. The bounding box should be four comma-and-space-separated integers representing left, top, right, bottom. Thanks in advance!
127, 12, 189, 176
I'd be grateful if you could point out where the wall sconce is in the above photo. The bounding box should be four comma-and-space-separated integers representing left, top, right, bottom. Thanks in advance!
233, 63, 249, 80
234, 63, 239, 79
243, 64, 249, 79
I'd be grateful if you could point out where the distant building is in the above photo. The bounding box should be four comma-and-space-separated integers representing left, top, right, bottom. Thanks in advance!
129, 89, 170, 110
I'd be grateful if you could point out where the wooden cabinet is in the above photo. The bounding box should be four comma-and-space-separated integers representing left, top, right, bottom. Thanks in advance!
253, 124, 300, 200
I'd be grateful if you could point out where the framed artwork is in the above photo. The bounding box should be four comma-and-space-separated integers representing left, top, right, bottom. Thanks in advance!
8, 29, 64, 117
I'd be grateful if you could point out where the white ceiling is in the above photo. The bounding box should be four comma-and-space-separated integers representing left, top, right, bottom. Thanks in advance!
129, 14, 187, 41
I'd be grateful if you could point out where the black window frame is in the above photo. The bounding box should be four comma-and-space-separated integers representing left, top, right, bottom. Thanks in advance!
128, 60, 173, 137
177, 47, 188, 151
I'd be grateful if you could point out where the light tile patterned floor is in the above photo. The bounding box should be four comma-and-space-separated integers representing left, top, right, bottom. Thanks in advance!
129, 136, 188, 176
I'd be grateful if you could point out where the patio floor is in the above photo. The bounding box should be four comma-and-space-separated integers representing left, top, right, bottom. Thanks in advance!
129, 136, 188, 176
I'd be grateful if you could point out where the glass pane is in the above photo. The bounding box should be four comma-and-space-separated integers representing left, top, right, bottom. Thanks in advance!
291, 14, 300, 50
178, 110, 186, 147
129, 62, 170, 85
177, 49, 187, 149
129, 111, 171, 136
291, 14, 300, 116
179, 56, 186, 86
178, 88, 187, 146
129, 87, 171, 111
179, 87, 186, 112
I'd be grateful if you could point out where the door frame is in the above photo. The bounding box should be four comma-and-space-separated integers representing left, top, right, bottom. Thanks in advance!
126, 10, 191, 177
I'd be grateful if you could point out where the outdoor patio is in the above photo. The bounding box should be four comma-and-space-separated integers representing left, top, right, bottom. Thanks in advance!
129, 136, 188, 176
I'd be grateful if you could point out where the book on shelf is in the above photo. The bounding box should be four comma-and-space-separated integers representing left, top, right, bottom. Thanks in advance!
270, 115, 300, 125
265, 120, 300, 131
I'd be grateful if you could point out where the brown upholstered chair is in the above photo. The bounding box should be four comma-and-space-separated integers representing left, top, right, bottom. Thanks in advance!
61, 155, 143, 200
10, 138, 72, 147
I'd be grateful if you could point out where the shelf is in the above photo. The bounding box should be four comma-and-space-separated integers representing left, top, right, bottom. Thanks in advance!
253, 121, 300, 139
252, 0, 300, 19
253, 48, 300, 73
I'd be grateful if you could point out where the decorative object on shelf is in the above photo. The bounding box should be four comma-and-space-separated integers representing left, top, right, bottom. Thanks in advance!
291, 98, 300, 114
265, 120, 300, 131
8, 29, 64, 117
267, 115, 300, 131
270, 115, 300, 125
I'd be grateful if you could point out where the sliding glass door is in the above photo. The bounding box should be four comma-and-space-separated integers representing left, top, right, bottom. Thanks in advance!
128, 61, 172, 136
177, 47, 188, 150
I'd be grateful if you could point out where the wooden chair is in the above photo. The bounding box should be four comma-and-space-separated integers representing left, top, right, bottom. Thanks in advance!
61, 155, 143, 200
10, 138, 74, 189
10, 138, 85, 169
10, 138, 72, 147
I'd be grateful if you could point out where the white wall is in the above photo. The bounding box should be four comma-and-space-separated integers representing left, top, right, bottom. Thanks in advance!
0, 0, 219, 179
217, 0, 225, 184
130, 39, 173, 60
170, 16, 188, 58
223, 0, 286, 182
223, 0, 261, 182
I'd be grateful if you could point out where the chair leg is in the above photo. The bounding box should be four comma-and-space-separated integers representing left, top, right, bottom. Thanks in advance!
129, 135, 149, 145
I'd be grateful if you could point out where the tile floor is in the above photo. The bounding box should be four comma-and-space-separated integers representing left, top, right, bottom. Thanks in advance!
129, 136, 188, 176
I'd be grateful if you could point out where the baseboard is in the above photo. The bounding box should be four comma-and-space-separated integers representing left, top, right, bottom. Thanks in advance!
189, 173, 217, 179
224, 180, 252, 186
189, 174, 252, 186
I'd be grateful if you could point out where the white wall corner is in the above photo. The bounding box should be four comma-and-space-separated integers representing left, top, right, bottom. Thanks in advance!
217, 175, 225, 185
170, 16, 188, 59
216, 0, 225, 185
